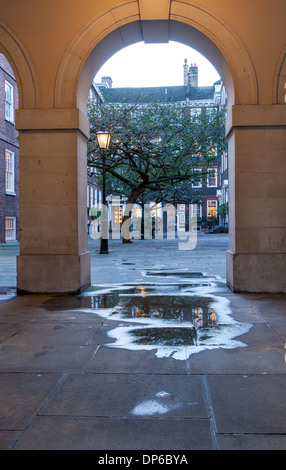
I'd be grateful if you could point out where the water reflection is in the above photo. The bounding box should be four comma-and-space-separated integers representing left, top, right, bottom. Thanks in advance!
90, 287, 252, 358
145, 271, 215, 279
109, 295, 217, 331
42, 283, 252, 359
130, 327, 197, 346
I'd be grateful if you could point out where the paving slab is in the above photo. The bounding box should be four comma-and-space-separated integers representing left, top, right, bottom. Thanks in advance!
217, 434, 286, 451
13, 416, 215, 450
85, 345, 189, 374
206, 375, 286, 434
187, 346, 286, 375
0, 372, 62, 428
0, 344, 97, 373
40, 373, 209, 419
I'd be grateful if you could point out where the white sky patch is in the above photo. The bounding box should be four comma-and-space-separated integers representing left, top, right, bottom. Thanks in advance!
94, 41, 220, 88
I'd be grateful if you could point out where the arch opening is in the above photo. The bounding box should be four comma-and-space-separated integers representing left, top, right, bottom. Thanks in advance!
77, 20, 235, 115
82, 21, 230, 284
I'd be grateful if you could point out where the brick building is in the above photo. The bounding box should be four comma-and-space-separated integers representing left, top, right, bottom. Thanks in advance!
0, 63, 105, 243
0, 54, 19, 243
95, 60, 227, 231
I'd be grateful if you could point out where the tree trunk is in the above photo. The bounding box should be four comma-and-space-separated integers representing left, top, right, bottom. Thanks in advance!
121, 188, 142, 243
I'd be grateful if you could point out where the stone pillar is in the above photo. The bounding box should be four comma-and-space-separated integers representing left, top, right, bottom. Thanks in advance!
226, 105, 286, 293
15, 108, 91, 294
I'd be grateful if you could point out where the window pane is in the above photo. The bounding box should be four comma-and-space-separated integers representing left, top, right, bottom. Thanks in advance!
5, 217, 16, 240
5, 81, 14, 122
5, 150, 14, 193
207, 201, 217, 217
207, 168, 217, 187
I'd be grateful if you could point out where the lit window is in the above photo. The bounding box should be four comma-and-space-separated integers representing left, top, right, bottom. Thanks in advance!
5, 217, 16, 241
207, 200, 217, 217
5, 150, 15, 194
113, 206, 123, 224
207, 168, 217, 187
5, 81, 14, 123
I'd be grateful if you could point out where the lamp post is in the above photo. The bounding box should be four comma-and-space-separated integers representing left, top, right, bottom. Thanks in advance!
96, 126, 111, 254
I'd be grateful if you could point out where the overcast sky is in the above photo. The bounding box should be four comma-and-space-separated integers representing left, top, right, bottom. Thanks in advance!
94, 41, 220, 89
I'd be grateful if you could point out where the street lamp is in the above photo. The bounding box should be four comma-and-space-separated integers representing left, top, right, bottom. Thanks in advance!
96, 125, 111, 254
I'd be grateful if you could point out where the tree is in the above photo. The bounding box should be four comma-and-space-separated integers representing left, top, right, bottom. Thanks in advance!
218, 202, 229, 225
87, 97, 227, 241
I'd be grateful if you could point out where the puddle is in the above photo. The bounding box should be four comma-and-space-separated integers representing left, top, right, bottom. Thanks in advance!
43, 284, 213, 311
109, 294, 215, 325
42, 283, 252, 360
142, 270, 219, 287
146, 271, 206, 279
130, 327, 197, 346
0, 288, 17, 302
144, 268, 217, 279
85, 285, 252, 360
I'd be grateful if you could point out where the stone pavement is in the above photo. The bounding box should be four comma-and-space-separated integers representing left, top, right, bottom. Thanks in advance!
1, 234, 286, 451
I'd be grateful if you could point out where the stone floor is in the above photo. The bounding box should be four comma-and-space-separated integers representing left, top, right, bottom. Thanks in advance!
1, 234, 286, 450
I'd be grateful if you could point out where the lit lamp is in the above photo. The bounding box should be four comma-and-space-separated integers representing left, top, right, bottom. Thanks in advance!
96, 126, 111, 150
96, 125, 111, 254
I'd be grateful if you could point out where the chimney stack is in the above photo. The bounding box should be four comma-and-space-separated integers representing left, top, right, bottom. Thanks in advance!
101, 76, 113, 88
183, 58, 189, 86
188, 63, 198, 87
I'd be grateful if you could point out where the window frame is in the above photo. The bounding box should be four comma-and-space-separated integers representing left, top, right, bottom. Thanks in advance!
207, 199, 217, 218
5, 149, 15, 195
5, 80, 14, 123
207, 167, 218, 188
191, 204, 202, 218
5, 216, 16, 241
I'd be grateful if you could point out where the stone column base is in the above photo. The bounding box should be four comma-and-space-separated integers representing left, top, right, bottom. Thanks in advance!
226, 250, 286, 293
17, 252, 91, 294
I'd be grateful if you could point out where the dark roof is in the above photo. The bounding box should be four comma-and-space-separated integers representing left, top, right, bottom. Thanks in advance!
100, 85, 213, 104
186, 85, 214, 101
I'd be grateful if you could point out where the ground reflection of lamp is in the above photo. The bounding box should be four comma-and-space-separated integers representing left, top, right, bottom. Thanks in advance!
96, 125, 111, 254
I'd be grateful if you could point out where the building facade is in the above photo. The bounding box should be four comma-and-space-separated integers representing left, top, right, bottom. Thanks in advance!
0, 61, 104, 244
0, 54, 19, 243
94, 60, 227, 232
86, 81, 103, 234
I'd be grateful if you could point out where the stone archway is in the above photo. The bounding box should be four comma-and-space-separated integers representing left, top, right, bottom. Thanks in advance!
54, 1, 258, 112
10, 0, 286, 294
274, 45, 286, 104
0, 21, 38, 109
52, 2, 258, 293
